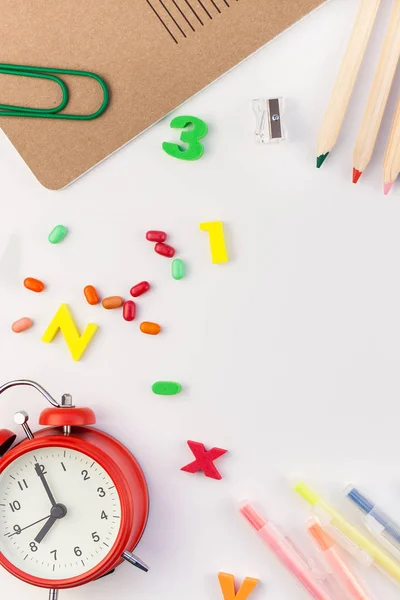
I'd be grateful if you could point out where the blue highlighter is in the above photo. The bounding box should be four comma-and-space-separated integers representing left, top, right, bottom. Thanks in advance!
346, 486, 400, 557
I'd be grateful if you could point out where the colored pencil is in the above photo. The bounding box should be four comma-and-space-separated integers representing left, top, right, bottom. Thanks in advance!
353, 0, 400, 184
317, 0, 382, 169
383, 95, 400, 194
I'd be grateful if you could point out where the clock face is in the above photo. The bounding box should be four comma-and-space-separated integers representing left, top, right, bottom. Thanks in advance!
0, 447, 122, 580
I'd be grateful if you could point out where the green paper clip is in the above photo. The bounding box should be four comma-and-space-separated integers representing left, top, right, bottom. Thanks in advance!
0, 63, 109, 120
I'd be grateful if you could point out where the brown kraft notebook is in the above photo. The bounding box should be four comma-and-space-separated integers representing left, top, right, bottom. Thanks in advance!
0, 0, 327, 189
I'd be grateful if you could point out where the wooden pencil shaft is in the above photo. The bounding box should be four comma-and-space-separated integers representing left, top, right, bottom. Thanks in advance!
318, 0, 382, 157
384, 95, 400, 184
354, 0, 400, 172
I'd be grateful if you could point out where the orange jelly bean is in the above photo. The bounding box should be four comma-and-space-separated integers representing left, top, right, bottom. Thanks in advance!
102, 296, 124, 310
84, 285, 100, 306
140, 321, 161, 335
24, 277, 45, 292
12, 317, 33, 333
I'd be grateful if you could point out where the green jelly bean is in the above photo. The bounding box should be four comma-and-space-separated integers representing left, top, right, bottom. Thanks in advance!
172, 258, 185, 280
152, 381, 182, 396
48, 224, 68, 244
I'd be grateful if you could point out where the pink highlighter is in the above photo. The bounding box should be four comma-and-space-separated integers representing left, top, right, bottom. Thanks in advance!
240, 503, 332, 600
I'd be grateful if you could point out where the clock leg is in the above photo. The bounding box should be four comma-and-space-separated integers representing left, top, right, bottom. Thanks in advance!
122, 551, 149, 572
49, 590, 59, 600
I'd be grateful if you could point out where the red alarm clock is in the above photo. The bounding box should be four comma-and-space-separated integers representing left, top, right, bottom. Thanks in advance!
0, 380, 149, 600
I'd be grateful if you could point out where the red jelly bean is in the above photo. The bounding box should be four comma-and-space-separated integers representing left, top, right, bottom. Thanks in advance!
123, 300, 136, 321
130, 281, 150, 297
146, 230, 167, 242
154, 242, 175, 258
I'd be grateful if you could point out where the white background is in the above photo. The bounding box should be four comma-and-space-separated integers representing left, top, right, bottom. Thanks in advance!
0, 0, 400, 598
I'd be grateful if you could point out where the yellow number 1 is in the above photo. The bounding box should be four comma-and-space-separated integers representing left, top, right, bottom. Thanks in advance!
200, 221, 229, 264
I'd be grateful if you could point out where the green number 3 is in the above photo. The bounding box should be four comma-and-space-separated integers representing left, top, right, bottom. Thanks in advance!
162, 116, 208, 161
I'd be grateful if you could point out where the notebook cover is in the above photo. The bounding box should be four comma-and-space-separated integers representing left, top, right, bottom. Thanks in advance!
0, 0, 326, 189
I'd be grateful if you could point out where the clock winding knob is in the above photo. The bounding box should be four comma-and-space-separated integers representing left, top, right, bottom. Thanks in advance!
14, 411, 34, 440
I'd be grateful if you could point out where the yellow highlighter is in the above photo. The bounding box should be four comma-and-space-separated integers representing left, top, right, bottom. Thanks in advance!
295, 482, 400, 584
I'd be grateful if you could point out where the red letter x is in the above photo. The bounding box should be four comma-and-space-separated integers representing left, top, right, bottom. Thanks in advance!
181, 440, 228, 480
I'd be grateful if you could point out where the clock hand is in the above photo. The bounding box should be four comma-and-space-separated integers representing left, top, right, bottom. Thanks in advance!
35, 504, 67, 544
34, 462, 57, 507
8, 515, 50, 537
34, 516, 57, 543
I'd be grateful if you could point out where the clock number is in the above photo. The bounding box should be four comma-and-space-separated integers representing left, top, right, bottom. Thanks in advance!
101, 510, 108, 520
74, 546, 82, 557
29, 542, 38, 552
162, 116, 208, 161
13, 524, 21, 535
61, 462, 67, 472
50, 549, 58, 561
92, 532, 100, 543
81, 469, 90, 481
39, 464, 47, 475
9, 500, 21, 512
17, 479, 28, 491
97, 487, 106, 497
